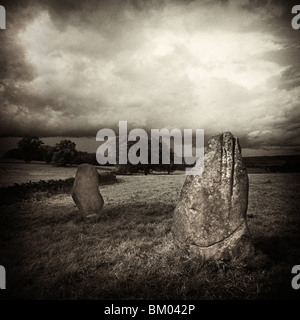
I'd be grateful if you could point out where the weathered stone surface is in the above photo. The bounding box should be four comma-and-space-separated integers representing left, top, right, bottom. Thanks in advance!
72, 164, 104, 218
172, 132, 254, 260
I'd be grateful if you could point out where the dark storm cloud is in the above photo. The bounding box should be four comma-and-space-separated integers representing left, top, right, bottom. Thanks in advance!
279, 65, 300, 90
238, 0, 300, 92
0, 0, 300, 154
0, 1, 36, 84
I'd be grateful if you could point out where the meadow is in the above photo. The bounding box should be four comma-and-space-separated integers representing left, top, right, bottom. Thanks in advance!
0, 161, 114, 187
0, 164, 299, 300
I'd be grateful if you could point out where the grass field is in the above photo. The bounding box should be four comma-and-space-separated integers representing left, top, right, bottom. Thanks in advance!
0, 161, 114, 187
0, 169, 299, 300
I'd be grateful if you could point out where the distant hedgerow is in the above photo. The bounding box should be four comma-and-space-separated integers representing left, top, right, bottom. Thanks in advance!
0, 172, 117, 204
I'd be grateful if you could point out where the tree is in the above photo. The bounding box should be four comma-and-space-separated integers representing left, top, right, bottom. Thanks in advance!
17, 137, 44, 163
3, 148, 24, 160
42, 145, 55, 163
52, 140, 78, 166
73, 152, 98, 165
115, 137, 175, 175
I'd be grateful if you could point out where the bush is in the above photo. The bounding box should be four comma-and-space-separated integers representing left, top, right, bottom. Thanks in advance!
98, 171, 117, 183
52, 140, 78, 166
73, 153, 98, 165
0, 172, 117, 204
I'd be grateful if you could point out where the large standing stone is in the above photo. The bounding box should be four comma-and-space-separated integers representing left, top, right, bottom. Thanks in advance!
172, 132, 254, 260
72, 164, 104, 219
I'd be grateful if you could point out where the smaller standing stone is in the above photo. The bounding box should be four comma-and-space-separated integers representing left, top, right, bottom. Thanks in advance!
72, 164, 104, 219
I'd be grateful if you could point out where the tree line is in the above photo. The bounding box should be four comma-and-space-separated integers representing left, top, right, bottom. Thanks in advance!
3, 136, 187, 174
4, 137, 97, 166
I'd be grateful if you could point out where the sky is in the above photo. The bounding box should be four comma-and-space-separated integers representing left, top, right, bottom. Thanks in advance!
0, 0, 300, 157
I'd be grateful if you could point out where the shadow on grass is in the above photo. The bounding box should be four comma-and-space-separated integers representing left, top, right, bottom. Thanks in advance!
103, 202, 176, 220
254, 236, 300, 264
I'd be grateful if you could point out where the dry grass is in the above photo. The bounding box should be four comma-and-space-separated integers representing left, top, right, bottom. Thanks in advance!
0, 173, 299, 300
